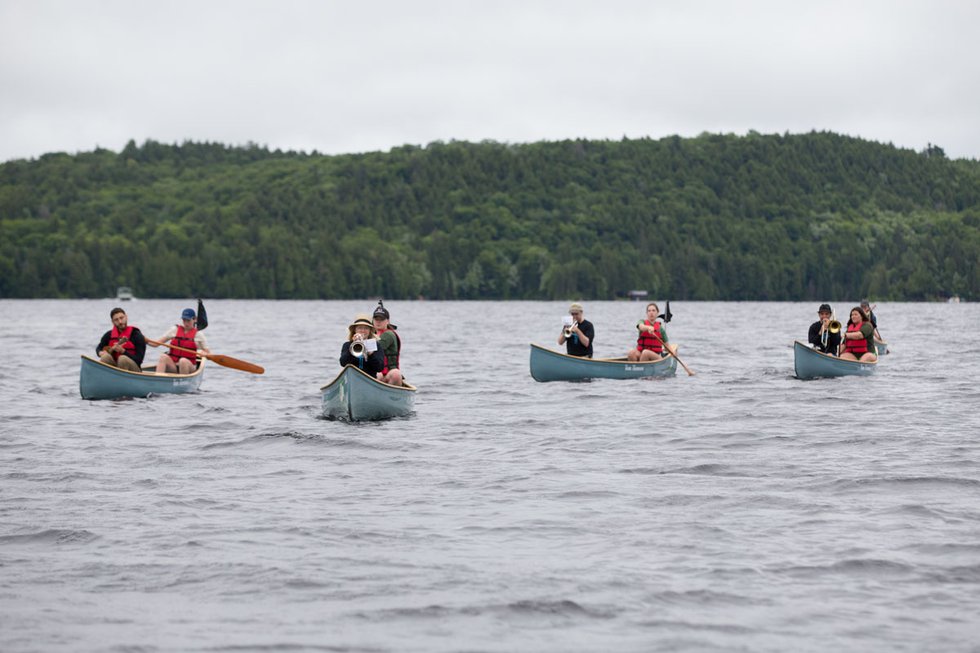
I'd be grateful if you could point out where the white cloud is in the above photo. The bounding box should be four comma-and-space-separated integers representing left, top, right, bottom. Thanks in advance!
1, 0, 978, 161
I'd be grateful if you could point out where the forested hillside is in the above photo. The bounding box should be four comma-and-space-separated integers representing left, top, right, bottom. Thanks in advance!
2, 132, 979, 300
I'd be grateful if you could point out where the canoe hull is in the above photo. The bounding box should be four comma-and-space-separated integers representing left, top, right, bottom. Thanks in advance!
793, 341, 876, 379
320, 365, 416, 421
529, 343, 677, 382
79, 355, 205, 400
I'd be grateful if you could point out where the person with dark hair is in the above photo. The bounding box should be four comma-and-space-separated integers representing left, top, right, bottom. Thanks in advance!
839, 306, 878, 362
807, 303, 841, 355
628, 302, 672, 361
96, 307, 146, 371
860, 299, 882, 340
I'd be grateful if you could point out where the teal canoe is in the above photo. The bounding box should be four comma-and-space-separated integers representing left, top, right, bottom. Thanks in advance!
320, 364, 417, 421
79, 355, 205, 400
529, 343, 677, 382
793, 340, 877, 379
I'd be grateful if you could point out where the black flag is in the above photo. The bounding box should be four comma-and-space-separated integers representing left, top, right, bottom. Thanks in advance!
658, 301, 672, 324
196, 298, 209, 331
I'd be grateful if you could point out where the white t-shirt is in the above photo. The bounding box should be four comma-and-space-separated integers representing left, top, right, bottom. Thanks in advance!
158, 325, 209, 351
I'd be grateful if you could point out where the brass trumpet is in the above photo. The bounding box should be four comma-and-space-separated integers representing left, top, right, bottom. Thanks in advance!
563, 322, 578, 338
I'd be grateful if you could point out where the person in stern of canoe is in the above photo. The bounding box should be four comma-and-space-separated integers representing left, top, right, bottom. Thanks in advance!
372, 300, 403, 386
97, 307, 147, 371
628, 302, 671, 361
807, 303, 841, 355
149, 308, 210, 374
838, 306, 878, 362
558, 302, 594, 358
860, 299, 883, 341
340, 314, 385, 375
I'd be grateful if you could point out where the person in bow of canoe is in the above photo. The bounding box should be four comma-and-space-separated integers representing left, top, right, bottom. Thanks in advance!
558, 302, 594, 358
97, 307, 146, 371
340, 314, 385, 375
372, 301, 403, 386
807, 303, 841, 355
627, 302, 671, 362
149, 307, 210, 374
860, 299, 883, 341
838, 306, 878, 362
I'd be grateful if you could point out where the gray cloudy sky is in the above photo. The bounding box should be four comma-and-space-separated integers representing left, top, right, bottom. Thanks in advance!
2, 0, 978, 162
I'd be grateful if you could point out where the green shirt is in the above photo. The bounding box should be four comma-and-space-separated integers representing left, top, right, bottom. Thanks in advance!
378, 330, 399, 363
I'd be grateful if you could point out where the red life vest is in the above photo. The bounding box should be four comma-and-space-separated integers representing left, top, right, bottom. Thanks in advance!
636, 320, 664, 353
168, 325, 198, 363
844, 322, 870, 355
378, 328, 401, 374
108, 325, 136, 361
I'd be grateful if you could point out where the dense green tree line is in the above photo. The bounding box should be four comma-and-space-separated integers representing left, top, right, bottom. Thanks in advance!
2, 132, 979, 300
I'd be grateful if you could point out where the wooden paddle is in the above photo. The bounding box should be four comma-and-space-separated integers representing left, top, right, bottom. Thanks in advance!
147, 338, 265, 374
650, 332, 695, 376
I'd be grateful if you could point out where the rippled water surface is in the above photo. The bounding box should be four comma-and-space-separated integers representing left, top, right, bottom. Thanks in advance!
2, 299, 979, 652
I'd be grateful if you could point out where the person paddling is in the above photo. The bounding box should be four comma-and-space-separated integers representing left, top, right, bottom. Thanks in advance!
150, 308, 211, 374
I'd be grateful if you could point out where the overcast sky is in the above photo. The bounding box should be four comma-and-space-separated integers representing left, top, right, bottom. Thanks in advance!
2, 0, 977, 163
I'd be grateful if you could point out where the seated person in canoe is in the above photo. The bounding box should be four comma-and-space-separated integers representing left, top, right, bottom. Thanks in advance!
340, 314, 385, 376
372, 300, 403, 386
149, 307, 211, 374
807, 303, 842, 355
97, 307, 147, 371
628, 302, 672, 362
838, 307, 878, 362
558, 302, 594, 358
860, 299, 883, 341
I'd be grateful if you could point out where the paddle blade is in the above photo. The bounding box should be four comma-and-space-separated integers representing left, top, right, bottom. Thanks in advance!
196, 298, 209, 331
207, 353, 264, 374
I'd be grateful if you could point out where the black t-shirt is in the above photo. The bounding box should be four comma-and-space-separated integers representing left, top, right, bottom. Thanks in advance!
807, 320, 840, 354
565, 319, 595, 358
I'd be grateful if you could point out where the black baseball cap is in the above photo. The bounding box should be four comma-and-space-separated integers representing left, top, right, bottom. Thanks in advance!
373, 305, 390, 319
818, 304, 832, 313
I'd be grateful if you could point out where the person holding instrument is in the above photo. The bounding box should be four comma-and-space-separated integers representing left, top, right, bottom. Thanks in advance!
807, 303, 841, 355
839, 306, 878, 362
628, 302, 671, 362
558, 302, 594, 358
97, 307, 146, 371
340, 314, 385, 375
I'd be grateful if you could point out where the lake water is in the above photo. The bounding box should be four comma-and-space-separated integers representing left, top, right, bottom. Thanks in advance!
1, 299, 979, 652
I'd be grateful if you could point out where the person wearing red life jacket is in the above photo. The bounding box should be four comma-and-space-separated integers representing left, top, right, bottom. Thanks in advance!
150, 308, 211, 374
372, 301, 403, 386
96, 307, 147, 371
627, 302, 673, 362
838, 306, 877, 363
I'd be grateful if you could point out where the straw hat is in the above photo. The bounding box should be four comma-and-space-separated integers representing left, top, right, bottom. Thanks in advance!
347, 314, 376, 340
